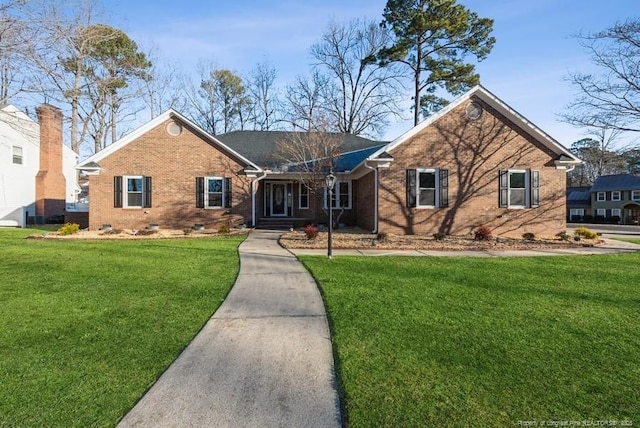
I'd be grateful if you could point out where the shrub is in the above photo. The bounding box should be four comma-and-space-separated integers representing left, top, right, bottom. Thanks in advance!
136, 229, 157, 236
58, 222, 80, 236
217, 225, 230, 234
574, 226, 598, 240
474, 226, 492, 241
433, 232, 446, 241
376, 232, 388, 242
583, 214, 594, 223
183, 228, 193, 235
522, 232, 535, 241
574, 235, 581, 242
101, 229, 122, 235
570, 215, 582, 223
304, 224, 319, 240
594, 215, 606, 223
556, 231, 570, 241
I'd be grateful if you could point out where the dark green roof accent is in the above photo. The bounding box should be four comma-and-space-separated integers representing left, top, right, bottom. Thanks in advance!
216, 130, 386, 168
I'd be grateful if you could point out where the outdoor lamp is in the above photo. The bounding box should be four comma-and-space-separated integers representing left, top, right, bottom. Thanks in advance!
325, 172, 337, 260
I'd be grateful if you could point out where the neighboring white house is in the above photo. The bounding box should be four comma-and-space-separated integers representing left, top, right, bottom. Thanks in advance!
0, 105, 79, 227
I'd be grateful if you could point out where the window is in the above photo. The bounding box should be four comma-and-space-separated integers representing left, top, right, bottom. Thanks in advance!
597, 192, 606, 201
596, 208, 606, 217
196, 176, 231, 209
12, 146, 22, 165
299, 183, 309, 209
570, 209, 584, 217
612, 191, 621, 201
114, 176, 152, 208
632, 190, 640, 201
406, 168, 449, 208
324, 180, 352, 209
611, 208, 621, 218
499, 169, 539, 208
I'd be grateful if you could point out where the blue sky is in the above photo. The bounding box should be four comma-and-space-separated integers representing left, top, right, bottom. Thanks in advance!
110, 0, 637, 147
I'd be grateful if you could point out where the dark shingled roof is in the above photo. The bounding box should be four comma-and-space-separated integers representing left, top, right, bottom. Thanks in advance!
216, 130, 386, 168
566, 186, 591, 208
591, 174, 640, 192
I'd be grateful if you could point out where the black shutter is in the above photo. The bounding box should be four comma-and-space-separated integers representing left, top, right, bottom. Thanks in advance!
143, 176, 152, 208
499, 170, 508, 208
406, 169, 417, 208
114, 176, 123, 208
439, 169, 449, 208
196, 177, 204, 208
224, 177, 232, 208
531, 170, 540, 208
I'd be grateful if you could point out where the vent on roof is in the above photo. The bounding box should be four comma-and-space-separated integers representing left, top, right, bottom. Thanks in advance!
166, 121, 182, 136
466, 102, 483, 120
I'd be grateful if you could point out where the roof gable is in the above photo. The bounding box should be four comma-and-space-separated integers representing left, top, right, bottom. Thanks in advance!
366, 85, 581, 164
77, 110, 261, 171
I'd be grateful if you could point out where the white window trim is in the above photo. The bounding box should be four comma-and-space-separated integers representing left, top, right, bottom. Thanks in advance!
508, 169, 529, 209
596, 208, 606, 217
570, 209, 584, 217
416, 168, 439, 209
611, 191, 621, 201
597, 192, 606, 201
323, 179, 352, 210
204, 176, 224, 209
611, 208, 621, 218
123, 175, 144, 209
299, 182, 309, 210
12, 146, 23, 165
632, 190, 640, 201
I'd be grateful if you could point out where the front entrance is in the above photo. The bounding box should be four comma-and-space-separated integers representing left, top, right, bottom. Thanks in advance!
264, 181, 293, 217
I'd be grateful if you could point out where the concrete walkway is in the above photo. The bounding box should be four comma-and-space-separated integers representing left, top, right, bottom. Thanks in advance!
118, 230, 341, 428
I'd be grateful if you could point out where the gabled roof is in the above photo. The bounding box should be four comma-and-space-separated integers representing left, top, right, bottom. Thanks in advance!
591, 174, 640, 192
217, 130, 385, 168
77, 110, 261, 171
365, 85, 582, 165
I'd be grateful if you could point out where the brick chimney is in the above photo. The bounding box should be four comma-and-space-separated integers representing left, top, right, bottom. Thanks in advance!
35, 104, 66, 221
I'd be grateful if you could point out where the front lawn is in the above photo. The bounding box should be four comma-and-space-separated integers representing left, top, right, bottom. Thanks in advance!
300, 254, 640, 427
0, 228, 245, 427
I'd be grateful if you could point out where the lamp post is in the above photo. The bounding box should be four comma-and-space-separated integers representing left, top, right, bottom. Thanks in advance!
325, 171, 337, 260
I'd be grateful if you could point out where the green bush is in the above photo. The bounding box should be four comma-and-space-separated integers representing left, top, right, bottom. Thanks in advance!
474, 226, 492, 241
522, 232, 535, 241
556, 231, 570, 241
376, 232, 388, 242
217, 225, 230, 234
433, 232, 446, 241
574, 226, 598, 239
58, 223, 80, 236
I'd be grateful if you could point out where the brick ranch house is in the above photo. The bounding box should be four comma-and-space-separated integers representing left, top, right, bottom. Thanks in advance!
76, 85, 581, 238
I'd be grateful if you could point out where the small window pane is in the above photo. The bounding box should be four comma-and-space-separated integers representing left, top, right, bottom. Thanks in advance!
128, 178, 143, 192
419, 189, 436, 206
419, 172, 436, 189
128, 193, 143, 207
510, 189, 526, 206
509, 172, 525, 189
208, 179, 222, 193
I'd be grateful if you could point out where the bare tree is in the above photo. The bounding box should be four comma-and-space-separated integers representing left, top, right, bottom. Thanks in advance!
141, 48, 188, 119
0, 1, 31, 105
284, 72, 331, 131
562, 19, 640, 133
247, 60, 281, 130
311, 19, 404, 137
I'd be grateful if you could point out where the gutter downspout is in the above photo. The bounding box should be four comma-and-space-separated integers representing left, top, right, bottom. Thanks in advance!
364, 161, 378, 234
251, 171, 268, 227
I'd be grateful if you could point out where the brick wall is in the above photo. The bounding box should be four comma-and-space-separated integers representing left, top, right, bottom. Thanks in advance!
377, 97, 567, 238
35, 104, 66, 220
88, 118, 252, 230
355, 172, 375, 232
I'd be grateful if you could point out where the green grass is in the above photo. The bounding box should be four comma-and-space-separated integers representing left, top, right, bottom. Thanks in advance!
613, 237, 640, 245
300, 255, 640, 427
0, 228, 245, 427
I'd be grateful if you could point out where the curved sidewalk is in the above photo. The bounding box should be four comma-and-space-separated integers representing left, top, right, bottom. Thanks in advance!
118, 230, 342, 428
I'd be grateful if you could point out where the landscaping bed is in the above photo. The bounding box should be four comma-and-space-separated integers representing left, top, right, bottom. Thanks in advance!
279, 228, 600, 251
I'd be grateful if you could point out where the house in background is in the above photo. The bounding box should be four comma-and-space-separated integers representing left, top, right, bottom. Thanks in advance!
0, 104, 80, 227
566, 186, 592, 222
77, 85, 581, 238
